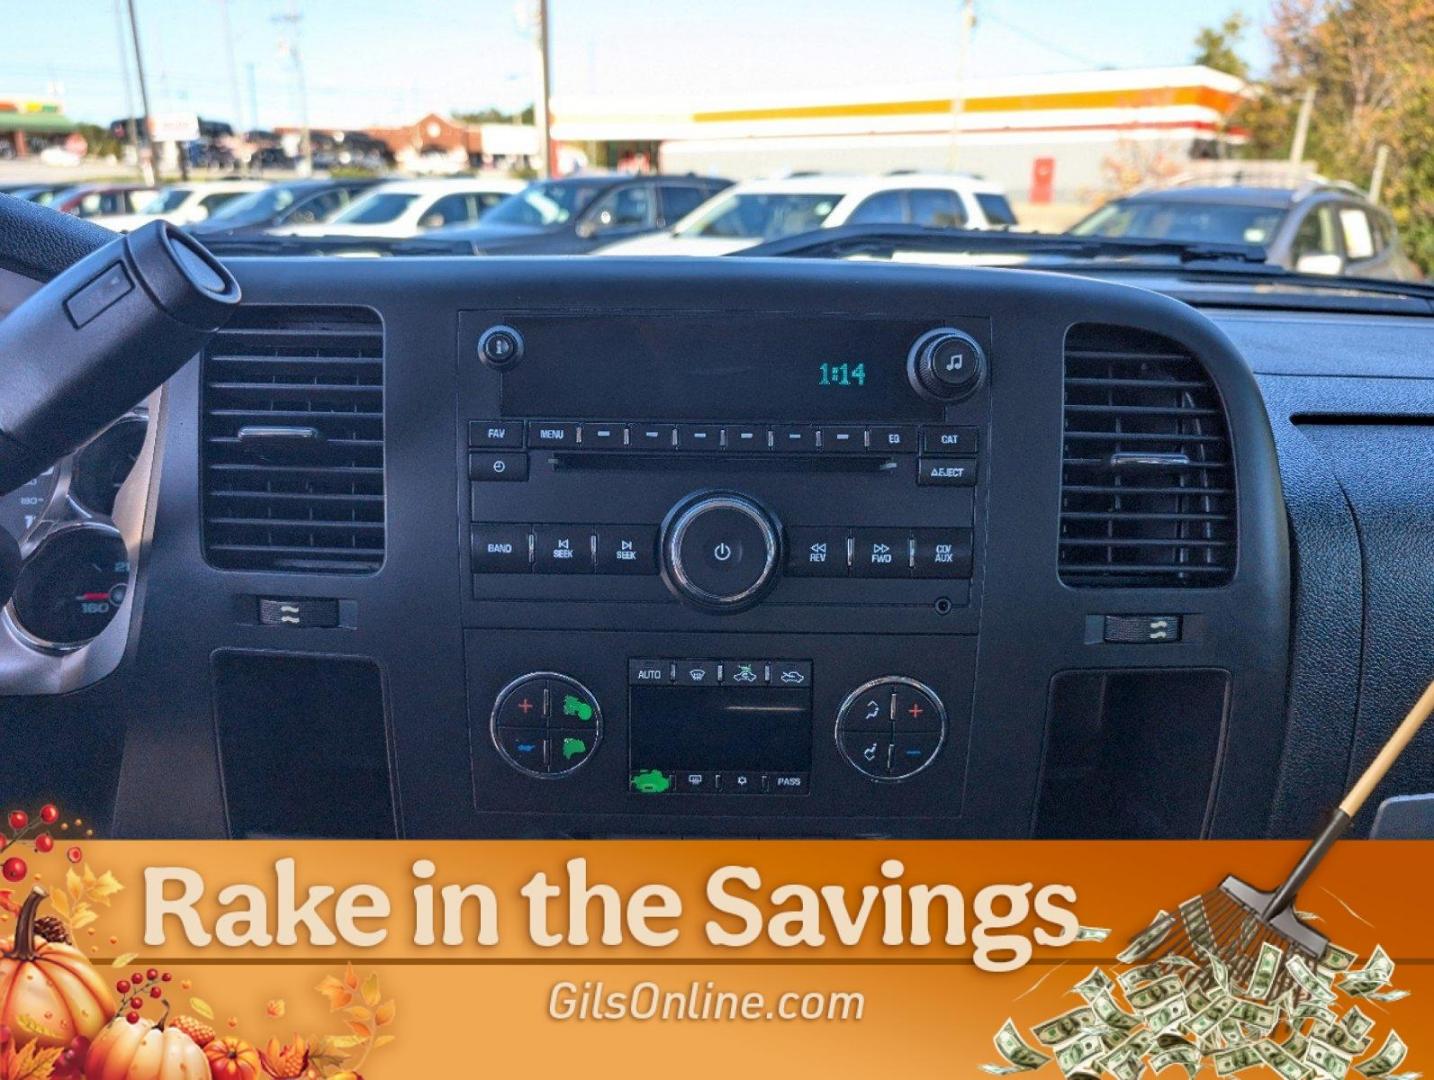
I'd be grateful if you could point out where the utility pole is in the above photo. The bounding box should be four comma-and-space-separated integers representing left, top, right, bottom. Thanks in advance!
947, 0, 975, 173
123, 0, 158, 185
217, 0, 245, 170
247, 62, 259, 134
1289, 85, 1315, 166
273, 4, 313, 175
535, 0, 553, 177
111, 0, 143, 180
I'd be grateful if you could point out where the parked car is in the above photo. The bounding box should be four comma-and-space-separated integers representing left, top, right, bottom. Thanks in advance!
89, 180, 269, 231
0, 183, 72, 205
48, 183, 159, 219
396, 174, 731, 255
1068, 181, 1421, 281
597, 173, 1018, 256
273, 177, 525, 240
187, 179, 381, 238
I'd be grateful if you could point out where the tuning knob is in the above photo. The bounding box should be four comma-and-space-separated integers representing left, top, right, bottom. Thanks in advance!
908, 328, 986, 402
661, 491, 780, 612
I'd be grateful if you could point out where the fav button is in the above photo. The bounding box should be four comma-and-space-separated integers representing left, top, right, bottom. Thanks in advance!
468, 421, 524, 448
533, 525, 594, 573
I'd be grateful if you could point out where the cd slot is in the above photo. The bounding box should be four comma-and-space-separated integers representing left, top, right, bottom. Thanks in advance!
548, 452, 900, 474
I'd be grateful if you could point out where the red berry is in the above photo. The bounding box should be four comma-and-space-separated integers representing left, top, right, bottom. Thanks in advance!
149, 986, 162, 999
66, 846, 82, 864
146, 968, 159, 981
129, 997, 143, 1010
35, 833, 53, 853
60, 1049, 76, 1066
8, 810, 27, 831
39, 805, 58, 824
161, 972, 172, 982
126, 1012, 139, 1024
2, 856, 26, 882
116, 980, 130, 994
131, 972, 143, 985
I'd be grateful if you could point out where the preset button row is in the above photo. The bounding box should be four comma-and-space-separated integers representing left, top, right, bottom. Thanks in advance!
470, 420, 979, 455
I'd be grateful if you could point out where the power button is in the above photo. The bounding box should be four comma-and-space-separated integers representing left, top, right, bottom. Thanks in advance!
477, 325, 524, 370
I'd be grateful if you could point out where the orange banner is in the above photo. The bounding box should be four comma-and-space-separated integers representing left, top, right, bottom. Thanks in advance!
0, 840, 1429, 1078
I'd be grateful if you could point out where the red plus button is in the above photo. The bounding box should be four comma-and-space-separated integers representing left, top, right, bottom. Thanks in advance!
906, 701, 924, 720
517, 697, 536, 715
893, 685, 943, 733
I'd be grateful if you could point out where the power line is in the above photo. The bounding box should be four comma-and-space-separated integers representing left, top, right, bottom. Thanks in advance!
978, 9, 1105, 70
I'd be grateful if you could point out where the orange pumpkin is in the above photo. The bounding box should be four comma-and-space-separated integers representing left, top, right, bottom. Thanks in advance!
85, 1015, 209, 1080
204, 1036, 261, 1080
0, 887, 115, 1050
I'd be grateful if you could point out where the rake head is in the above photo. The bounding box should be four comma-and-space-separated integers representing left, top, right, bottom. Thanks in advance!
1149, 876, 1328, 1004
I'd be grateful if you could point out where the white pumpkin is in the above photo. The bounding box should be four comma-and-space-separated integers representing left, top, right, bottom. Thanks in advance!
85, 1016, 209, 1080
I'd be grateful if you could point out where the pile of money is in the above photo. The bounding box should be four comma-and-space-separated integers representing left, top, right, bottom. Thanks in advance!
982, 903, 1416, 1080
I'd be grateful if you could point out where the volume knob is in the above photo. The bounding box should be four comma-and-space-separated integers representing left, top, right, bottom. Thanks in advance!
908, 328, 986, 402
661, 492, 780, 612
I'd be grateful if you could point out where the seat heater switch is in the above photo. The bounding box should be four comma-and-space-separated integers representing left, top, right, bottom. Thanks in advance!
258, 598, 340, 628
1103, 614, 1182, 643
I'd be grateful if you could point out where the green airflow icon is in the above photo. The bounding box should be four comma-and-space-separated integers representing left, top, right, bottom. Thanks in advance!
561, 736, 587, 761
631, 769, 671, 794
562, 694, 594, 722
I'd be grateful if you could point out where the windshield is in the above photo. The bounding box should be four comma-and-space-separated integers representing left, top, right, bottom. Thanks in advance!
483, 183, 603, 227
330, 192, 419, 225
138, 189, 192, 214
1072, 200, 1287, 246
206, 186, 298, 223
677, 193, 841, 240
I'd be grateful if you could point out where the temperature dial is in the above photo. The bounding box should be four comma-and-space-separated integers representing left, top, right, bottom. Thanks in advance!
908, 328, 986, 402
8, 525, 130, 648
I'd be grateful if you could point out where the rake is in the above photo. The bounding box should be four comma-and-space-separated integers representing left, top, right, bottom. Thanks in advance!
1139, 677, 1434, 1002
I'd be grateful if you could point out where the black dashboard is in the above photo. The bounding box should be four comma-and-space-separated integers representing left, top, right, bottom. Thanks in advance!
1, 255, 1429, 841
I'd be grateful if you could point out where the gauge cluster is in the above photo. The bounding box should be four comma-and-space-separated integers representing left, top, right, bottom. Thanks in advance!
0, 411, 148, 656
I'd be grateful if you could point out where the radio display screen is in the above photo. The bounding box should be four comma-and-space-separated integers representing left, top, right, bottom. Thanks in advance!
629, 683, 812, 788
501, 315, 944, 422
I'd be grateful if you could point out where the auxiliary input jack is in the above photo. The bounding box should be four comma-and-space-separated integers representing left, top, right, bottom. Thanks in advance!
934, 597, 953, 615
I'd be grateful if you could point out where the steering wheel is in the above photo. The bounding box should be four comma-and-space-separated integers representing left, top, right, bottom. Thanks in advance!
0, 195, 241, 604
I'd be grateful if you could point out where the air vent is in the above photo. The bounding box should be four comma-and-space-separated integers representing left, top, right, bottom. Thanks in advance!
202, 306, 384, 573
1059, 324, 1235, 587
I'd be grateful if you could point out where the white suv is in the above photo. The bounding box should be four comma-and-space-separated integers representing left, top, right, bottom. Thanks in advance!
275, 177, 524, 240
596, 173, 1016, 256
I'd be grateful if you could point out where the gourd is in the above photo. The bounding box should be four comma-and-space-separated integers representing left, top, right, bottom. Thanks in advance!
0, 887, 114, 1049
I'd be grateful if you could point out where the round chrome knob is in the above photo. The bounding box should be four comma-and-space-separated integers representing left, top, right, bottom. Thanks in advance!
661, 492, 780, 612
908, 327, 986, 402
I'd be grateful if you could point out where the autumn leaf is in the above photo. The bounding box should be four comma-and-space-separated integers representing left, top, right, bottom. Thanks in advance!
360, 972, 381, 1008
265, 999, 286, 1019
86, 869, 124, 905
189, 997, 215, 1021
65, 868, 83, 905
342, 1006, 371, 1026
3, 1041, 64, 1080
70, 908, 98, 931
344, 1021, 372, 1040
373, 1034, 396, 1049
321, 1035, 365, 1052
315, 975, 353, 1011
47, 891, 69, 920
342, 962, 359, 990
373, 1000, 395, 1027
110, 953, 138, 968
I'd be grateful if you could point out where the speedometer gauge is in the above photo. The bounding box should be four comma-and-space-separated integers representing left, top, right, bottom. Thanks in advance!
9, 525, 131, 647
70, 417, 147, 517
0, 465, 57, 541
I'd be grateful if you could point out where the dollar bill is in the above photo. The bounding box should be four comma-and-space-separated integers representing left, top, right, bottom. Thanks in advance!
1259, 1038, 1313, 1080
1073, 967, 1114, 1002
1312, 1020, 1373, 1056
1288, 954, 1339, 1005
1355, 1032, 1408, 1078
1283, 1031, 1310, 1059
1199, 945, 1233, 993
1342, 1007, 1376, 1040
1128, 974, 1185, 1014
1151, 1043, 1201, 1079
1146, 996, 1191, 1034
1340, 946, 1395, 997
1214, 1044, 1264, 1076
1056, 1033, 1106, 1076
1118, 962, 1168, 991
1118, 911, 1176, 964
1090, 991, 1140, 1035
1033, 1006, 1099, 1047
1306, 1037, 1354, 1079
1075, 925, 1111, 942
1363, 989, 1409, 1003
1294, 1000, 1340, 1028
1246, 941, 1285, 1001
984, 1019, 1053, 1074
1179, 895, 1217, 952
1228, 999, 1279, 1033
1187, 996, 1236, 1038
1320, 943, 1359, 973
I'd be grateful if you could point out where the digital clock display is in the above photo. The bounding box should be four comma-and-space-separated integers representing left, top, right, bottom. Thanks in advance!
502, 314, 944, 421
818, 362, 866, 388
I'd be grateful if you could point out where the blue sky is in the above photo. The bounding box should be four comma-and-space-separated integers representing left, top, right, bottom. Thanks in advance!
5, 1, 1272, 130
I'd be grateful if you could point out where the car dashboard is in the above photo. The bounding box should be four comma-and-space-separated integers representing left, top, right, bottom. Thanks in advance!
0, 256, 1429, 842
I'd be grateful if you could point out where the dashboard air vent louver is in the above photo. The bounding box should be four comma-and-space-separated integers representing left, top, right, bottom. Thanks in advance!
1059, 324, 1235, 588
202, 306, 384, 573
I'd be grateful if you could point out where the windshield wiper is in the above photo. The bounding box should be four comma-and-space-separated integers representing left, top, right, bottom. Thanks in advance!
735, 223, 1269, 265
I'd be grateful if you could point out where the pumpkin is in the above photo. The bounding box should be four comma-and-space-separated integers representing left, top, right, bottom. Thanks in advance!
0, 887, 115, 1050
204, 1037, 261, 1080
85, 1014, 209, 1080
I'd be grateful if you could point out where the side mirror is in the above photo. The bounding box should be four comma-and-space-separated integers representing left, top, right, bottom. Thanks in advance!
1295, 252, 1343, 276
418, 214, 442, 229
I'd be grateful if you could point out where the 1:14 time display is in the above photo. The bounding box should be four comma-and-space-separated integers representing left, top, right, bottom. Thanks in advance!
818, 362, 867, 387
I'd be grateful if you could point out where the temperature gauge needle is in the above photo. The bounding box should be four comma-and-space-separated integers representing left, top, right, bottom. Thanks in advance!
78, 592, 110, 602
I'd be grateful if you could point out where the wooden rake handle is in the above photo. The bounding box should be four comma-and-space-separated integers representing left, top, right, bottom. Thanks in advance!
1340, 677, 1434, 819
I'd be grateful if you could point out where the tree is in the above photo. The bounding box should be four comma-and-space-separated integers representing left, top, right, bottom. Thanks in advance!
1227, 0, 1434, 271
1193, 12, 1251, 79
452, 106, 535, 126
